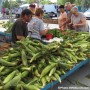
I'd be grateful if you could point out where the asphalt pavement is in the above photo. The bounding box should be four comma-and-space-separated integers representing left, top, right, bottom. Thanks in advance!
48, 62, 90, 90
87, 20, 90, 32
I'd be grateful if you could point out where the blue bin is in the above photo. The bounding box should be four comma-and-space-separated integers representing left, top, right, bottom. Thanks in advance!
5, 33, 12, 42
0, 32, 12, 42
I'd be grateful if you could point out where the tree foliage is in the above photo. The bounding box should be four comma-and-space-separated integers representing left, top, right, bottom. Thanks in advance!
81, 0, 90, 11
11, 1, 19, 8
16, 0, 22, 3
75, 0, 81, 5
3, 0, 10, 8
57, 0, 75, 5
40, 0, 52, 4
25, 0, 37, 4
2, 0, 19, 9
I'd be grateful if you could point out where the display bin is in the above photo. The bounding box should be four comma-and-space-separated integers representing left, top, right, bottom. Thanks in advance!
0, 32, 11, 42
5, 33, 12, 42
41, 59, 89, 90
0, 32, 6, 42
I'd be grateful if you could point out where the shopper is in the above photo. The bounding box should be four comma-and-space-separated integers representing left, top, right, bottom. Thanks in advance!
28, 8, 48, 40
29, 4, 36, 15
5, 8, 9, 19
1, 7, 6, 19
59, 2, 73, 29
11, 9, 33, 43
15, 7, 22, 18
58, 5, 67, 31
70, 6, 88, 32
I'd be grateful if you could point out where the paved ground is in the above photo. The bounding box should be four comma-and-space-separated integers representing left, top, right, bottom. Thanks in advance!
87, 20, 90, 32
48, 62, 90, 90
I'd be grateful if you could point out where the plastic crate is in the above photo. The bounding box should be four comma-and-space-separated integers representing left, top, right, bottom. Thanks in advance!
5, 33, 12, 42
0, 32, 11, 42
0, 32, 6, 42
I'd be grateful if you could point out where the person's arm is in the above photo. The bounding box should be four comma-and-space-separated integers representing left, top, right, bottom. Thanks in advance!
60, 18, 67, 31
60, 12, 71, 28
77, 18, 86, 26
60, 12, 67, 30
58, 19, 60, 28
60, 17, 70, 28
40, 29, 48, 35
17, 36, 25, 40
61, 18, 67, 25
39, 21, 48, 35
68, 15, 73, 28
73, 18, 86, 28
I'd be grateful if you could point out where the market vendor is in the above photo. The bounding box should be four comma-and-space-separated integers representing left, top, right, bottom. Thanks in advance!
11, 9, 33, 43
27, 8, 48, 40
70, 6, 88, 32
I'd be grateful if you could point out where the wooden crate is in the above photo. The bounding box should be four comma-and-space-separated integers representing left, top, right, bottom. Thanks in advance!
0, 43, 11, 51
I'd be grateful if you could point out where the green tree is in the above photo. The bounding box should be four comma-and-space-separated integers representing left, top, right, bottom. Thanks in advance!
25, 0, 36, 4
75, 0, 90, 11
57, 0, 66, 5
81, 0, 90, 11
75, 0, 81, 5
41, 0, 52, 4
57, 0, 75, 5
3, 0, 10, 8
16, 0, 22, 3
66, 0, 75, 4
11, 1, 19, 8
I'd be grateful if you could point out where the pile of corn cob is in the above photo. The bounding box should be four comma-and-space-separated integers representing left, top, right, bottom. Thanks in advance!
0, 31, 90, 90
